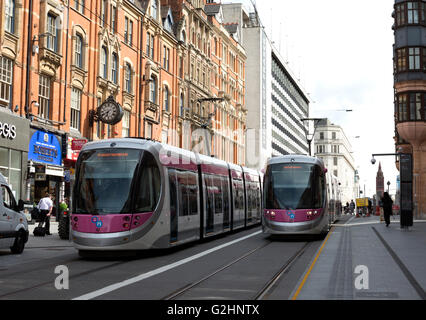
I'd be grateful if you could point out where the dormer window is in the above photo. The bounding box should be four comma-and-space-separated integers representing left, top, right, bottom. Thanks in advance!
151, 0, 158, 20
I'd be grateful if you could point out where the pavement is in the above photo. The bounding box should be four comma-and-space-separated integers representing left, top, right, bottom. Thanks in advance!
27, 220, 73, 248
291, 214, 426, 300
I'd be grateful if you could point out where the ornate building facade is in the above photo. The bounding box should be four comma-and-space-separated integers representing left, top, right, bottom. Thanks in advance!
0, 0, 247, 205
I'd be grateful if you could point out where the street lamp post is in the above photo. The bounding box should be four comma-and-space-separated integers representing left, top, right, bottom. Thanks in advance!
300, 118, 324, 156
387, 181, 390, 193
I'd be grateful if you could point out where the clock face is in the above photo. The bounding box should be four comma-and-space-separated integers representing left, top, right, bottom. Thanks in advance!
97, 100, 123, 125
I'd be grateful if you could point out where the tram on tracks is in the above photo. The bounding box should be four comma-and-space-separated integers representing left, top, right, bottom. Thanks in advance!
262, 155, 341, 236
70, 138, 262, 253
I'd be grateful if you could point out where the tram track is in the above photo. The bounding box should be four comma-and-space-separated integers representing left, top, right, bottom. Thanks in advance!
162, 240, 312, 300
162, 241, 273, 300
254, 241, 311, 300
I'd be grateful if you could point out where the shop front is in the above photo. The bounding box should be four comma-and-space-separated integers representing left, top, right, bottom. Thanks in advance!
0, 110, 30, 201
27, 130, 63, 210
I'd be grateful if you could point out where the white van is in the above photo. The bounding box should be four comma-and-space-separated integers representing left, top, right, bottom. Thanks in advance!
0, 173, 28, 254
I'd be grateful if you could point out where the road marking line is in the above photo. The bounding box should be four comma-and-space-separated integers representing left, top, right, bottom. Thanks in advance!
291, 228, 334, 300
72, 230, 262, 300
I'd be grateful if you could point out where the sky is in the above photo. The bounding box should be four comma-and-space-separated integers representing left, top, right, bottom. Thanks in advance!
223, 0, 399, 197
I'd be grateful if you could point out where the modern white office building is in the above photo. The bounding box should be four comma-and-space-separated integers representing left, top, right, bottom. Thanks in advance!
314, 118, 359, 203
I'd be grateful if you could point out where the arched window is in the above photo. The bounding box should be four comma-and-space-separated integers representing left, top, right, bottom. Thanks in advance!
164, 86, 169, 112
124, 63, 132, 93
111, 52, 118, 84
101, 46, 108, 78
150, 76, 157, 103
75, 34, 83, 68
181, 30, 186, 43
5, 0, 15, 34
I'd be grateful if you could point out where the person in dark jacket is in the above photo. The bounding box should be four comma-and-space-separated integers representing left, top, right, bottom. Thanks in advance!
381, 192, 393, 227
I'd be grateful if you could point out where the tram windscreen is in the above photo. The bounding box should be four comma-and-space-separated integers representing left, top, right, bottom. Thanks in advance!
74, 149, 141, 214
264, 163, 324, 210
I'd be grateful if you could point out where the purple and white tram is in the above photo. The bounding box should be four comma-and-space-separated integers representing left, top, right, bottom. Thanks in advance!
262, 155, 338, 236
70, 138, 262, 253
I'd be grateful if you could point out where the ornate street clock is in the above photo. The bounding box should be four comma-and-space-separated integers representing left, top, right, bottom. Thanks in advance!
97, 96, 124, 125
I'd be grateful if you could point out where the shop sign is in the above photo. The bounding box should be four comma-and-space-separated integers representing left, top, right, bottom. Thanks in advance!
28, 131, 62, 166
0, 121, 17, 140
66, 137, 87, 161
71, 139, 88, 151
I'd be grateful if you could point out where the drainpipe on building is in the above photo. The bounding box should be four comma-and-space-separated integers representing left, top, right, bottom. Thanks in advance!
24, 0, 34, 119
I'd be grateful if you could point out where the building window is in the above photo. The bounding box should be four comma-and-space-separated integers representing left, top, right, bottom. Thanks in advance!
70, 88, 81, 130
75, 34, 83, 68
332, 132, 337, 140
101, 46, 107, 78
395, 47, 426, 72
74, 0, 85, 14
164, 86, 169, 112
124, 63, 132, 94
38, 75, 51, 119
397, 92, 426, 122
333, 170, 338, 177
180, 93, 184, 116
125, 18, 133, 46
0, 147, 22, 200
101, 0, 107, 27
111, 52, 118, 84
395, 1, 426, 27
409, 47, 421, 69
46, 13, 59, 52
5, 0, 15, 34
150, 76, 157, 103
163, 46, 170, 71
407, 2, 419, 24
151, 0, 157, 19
110, 5, 117, 33
122, 110, 130, 137
145, 122, 153, 139
0, 56, 13, 107
147, 33, 154, 59
333, 157, 338, 166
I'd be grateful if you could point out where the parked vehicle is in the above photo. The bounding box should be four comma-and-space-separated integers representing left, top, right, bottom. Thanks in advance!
0, 173, 29, 254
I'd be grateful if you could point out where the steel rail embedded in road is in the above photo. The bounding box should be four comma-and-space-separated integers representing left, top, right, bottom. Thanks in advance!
162, 241, 272, 300
254, 242, 311, 300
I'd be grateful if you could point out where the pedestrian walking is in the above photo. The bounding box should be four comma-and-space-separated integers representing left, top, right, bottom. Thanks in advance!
38, 192, 53, 235
349, 200, 355, 215
368, 199, 372, 216
381, 192, 393, 227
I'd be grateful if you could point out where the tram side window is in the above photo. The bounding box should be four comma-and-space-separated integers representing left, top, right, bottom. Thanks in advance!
134, 152, 161, 212
222, 176, 230, 216
204, 174, 215, 215
214, 176, 223, 214
187, 171, 198, 216
168, 169, 178, 217
178, 170, 189, 216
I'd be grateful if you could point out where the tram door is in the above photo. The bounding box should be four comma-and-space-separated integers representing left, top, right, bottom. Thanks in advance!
169, 169, 200, 243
